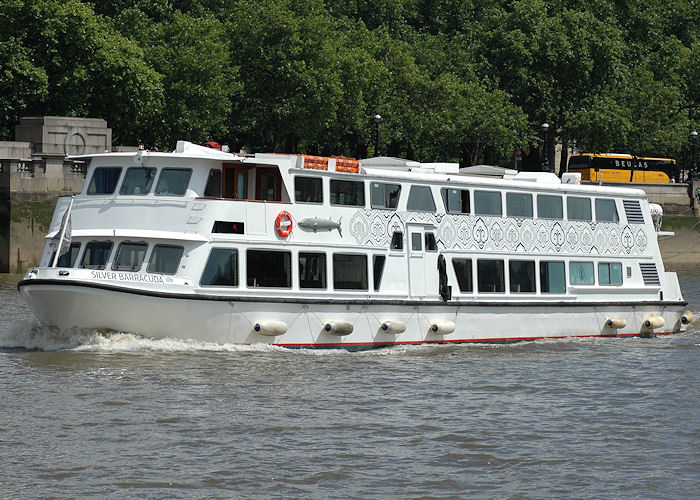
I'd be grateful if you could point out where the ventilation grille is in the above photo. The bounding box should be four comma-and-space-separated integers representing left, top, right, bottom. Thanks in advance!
623, 200, 645, 224
640, 263, 660, 286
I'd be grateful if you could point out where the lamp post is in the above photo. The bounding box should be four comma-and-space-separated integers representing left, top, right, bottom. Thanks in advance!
691, 130, 698, 180
373, 114, 382, 157
540, 123, 550, 172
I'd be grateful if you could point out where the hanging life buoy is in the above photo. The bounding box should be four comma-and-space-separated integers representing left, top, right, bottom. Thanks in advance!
275, 211, 293, 238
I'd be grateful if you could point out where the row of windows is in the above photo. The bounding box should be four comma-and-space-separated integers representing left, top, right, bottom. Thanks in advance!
87, 167, 193, 196
451, 258, 623, 294
201, 249, 386, 291
52, 241, 184, 274
294, 176, 620, 222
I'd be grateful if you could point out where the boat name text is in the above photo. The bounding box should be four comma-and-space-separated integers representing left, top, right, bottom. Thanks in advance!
91, 271, 165, 283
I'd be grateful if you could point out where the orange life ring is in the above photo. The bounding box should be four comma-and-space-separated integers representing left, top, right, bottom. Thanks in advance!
275, 211, 293, 237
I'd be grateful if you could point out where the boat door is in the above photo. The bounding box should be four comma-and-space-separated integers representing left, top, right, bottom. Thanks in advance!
407, 224, 439, 298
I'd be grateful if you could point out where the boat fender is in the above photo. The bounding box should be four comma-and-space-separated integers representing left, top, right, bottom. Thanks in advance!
253, 320, 288, 336
275, 211, 293, 238
642, 316, 664, 329
380, 321, 406, 334
324, 321, 353, 336
430, 320, 455, 335
605, 318, 627, 329
681, 311, 693, 324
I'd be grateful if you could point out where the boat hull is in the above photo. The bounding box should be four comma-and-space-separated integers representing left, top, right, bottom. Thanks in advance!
18, 279, 688, 349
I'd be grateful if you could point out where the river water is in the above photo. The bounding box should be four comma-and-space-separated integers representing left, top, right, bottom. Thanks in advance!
1, 273, 698, 499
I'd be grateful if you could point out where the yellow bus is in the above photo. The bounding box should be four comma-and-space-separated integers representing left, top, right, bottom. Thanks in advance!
567, 153, 676, 183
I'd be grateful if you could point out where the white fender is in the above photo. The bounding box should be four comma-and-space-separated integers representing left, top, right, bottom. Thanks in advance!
643, 316, 665, 329
429, 320, 455, 335
605, 318, 627, 329
380, 321, 406, 334
681, 311, 693, 324
253, 320, 288, 336
323, 321, 353, 336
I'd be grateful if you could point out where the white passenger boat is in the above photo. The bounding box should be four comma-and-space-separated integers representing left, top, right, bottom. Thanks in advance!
18, 141, 693, 349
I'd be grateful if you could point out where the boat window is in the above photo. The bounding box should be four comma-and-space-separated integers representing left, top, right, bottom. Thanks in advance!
50, 242, 81, 268
80, 241, 113, 270
256, 167, 282, 201
333, 254, 368, 290
537, 194, 563, 219
509, 260, 535, 293
330, 179, 364, 206
295, 176, 323, 204
567, 197, 592, 221
391, 231, 403, 250
569, 261, 594, 285
370, 182, 401, 209
595, 198, 619, 222
506, 193, 533, 218
407, 185, 436, 212
148, 245, 184, 275
120, 167, 156, 195
154, 168, 192, 196
212, 221, 244, 234
373, 255, 386, 291
411, 233, 422, 251
540, 261, 566, 293
598, 262, 623, 285
452, 258, 473, 292
441, 188, 469, 214
86, 167, 122, 195
425, 232, 437, 251
477, 259, 505, 292
200, 248, 238, 286
113, 242, 148, 271
474, 190, 502, 216
204, 169, 222, 197
299, 252, 326, 289
247, 250, 291, 287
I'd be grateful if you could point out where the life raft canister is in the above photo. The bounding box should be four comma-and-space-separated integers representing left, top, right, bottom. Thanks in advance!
275, 211, 293, 238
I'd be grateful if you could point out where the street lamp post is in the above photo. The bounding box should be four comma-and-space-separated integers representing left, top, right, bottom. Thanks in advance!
540, 123, 550, 172
373, 114, 382, 157
691, 130, 698, 180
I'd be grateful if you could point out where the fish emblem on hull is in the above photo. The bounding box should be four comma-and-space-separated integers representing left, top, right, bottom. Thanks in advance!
298, 217, 343, 236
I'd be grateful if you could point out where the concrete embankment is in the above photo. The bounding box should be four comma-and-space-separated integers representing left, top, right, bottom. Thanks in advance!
657, 216, 700, 272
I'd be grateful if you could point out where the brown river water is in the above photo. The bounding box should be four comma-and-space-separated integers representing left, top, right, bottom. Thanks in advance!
1, 273, 698, 498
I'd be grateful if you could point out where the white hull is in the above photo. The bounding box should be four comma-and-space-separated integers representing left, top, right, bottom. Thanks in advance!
19, 281, 687, 349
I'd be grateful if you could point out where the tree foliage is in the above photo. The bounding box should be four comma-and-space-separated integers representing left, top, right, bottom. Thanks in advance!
0, 0, 697, 167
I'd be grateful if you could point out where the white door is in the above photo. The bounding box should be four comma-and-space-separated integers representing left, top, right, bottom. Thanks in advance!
407, 224, 439, 298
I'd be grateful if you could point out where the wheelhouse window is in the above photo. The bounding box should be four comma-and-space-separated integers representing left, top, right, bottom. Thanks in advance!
373, 255, 386, 291
442, 188, 469, 214
113, 242, 148, 271
407, 185, 436, 212
509, 260, 535, 293
537, 195, 563, 219
477, 259, 505, 292
599, 262, 623, 285
569, 261, 594, 285
51, 242, 81, 268
80, 241, 113, 270
474, 191, 502, 216
595, 199, 619, 222
86, 167, 122, 195
204, 169, 222, 197
200, 248, 238, 286
506, 193, 533, 218
295, 176, 323, 203
148, 245, 184, 275
567, 197, 592, 221
333, 254, 368, 290
299, 252, 326, 289
370, 182, 401, 209
120, 167, 156, 195
540, 261, 566, 293
247, 250, 291, 287
154, 168, 192, 196
452, 258, 473, 293
330, 179, 364, 206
